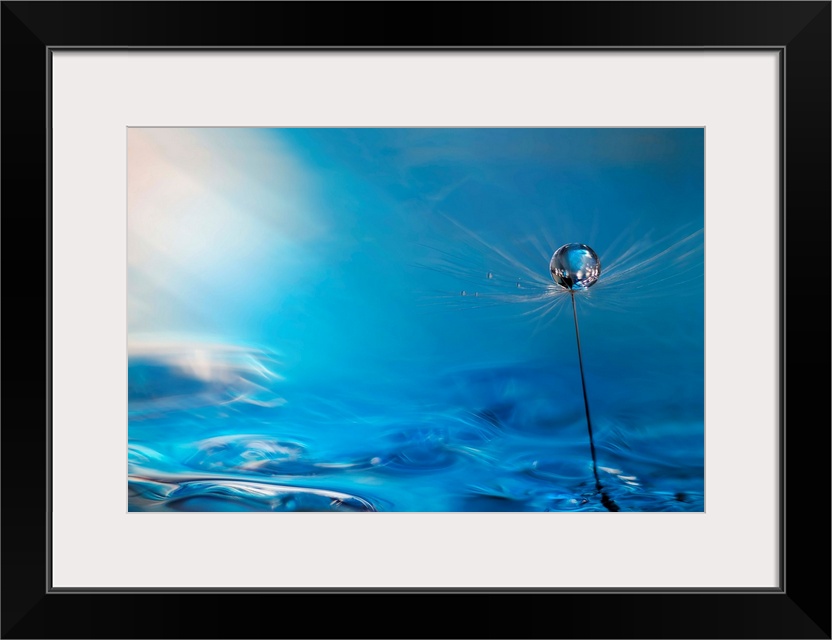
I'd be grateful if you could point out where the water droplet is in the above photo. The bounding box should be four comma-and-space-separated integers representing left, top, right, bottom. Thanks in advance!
486, 272, 493, 279
460, 290, 467, 296
474, 292, 479, 297
516, 282, 521, 289
549, 243, 601, 290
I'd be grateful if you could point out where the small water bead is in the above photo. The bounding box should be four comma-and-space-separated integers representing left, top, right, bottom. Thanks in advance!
486, 272, 493, 279
460, 291, 467, 296
549, 243, 601, 290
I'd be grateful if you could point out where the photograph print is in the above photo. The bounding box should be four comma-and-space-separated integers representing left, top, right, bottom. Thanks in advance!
127, 127, 704, 513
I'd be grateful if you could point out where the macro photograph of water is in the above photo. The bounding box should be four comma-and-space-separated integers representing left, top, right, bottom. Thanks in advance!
128, 127, 704, 513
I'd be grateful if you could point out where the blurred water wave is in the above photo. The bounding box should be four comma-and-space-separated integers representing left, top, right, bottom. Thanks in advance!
129, 340, 703, 512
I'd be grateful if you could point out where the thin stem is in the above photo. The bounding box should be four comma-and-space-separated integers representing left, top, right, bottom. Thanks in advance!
570, 291, 601, 491
570, 292, 619, 512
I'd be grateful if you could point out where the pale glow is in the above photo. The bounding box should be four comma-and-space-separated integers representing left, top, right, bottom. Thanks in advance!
128, 128, 325, 335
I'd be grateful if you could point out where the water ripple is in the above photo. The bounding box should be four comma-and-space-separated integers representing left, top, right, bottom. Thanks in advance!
129, 474, 378, 512
128, 341, 704, 512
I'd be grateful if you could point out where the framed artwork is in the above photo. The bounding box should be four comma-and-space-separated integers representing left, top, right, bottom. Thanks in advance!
126, 125, 705, 516
2, 2, 829, 638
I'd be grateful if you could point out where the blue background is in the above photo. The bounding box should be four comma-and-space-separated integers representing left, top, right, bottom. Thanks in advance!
128, 128, 704, 512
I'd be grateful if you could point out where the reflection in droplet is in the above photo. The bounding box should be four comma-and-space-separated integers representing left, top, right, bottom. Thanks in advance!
549, 243, 601, 290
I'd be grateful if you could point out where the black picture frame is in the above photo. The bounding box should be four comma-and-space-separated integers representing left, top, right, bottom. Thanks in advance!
2, 2, 829, 638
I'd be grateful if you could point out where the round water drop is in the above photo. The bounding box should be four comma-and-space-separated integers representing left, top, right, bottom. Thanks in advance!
460, 290, 467, 296
549, 243, 601, 290
486, 272, 493, 279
